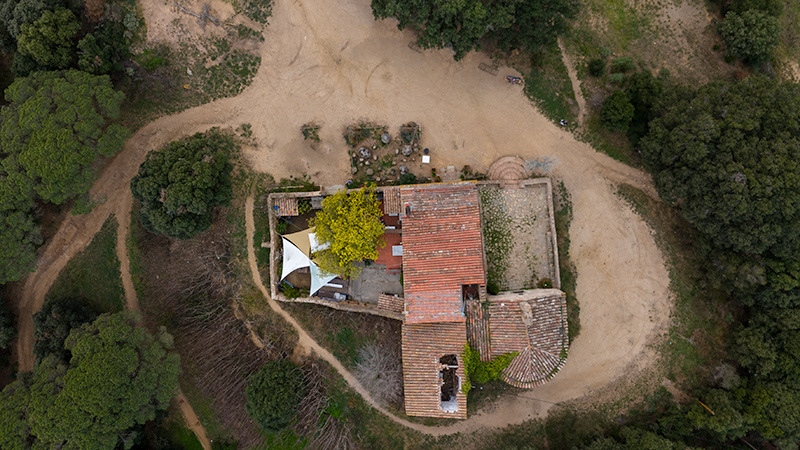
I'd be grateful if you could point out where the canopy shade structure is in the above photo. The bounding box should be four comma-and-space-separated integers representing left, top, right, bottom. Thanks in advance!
281, 237, 311, 281
280, 228, 338, 296
309, 262, 337, 296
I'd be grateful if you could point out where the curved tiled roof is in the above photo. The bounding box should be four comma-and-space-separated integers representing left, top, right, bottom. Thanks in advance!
466, 290, 568, 388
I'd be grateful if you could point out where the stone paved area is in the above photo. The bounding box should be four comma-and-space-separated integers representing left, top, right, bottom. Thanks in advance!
480, 183, 554, 290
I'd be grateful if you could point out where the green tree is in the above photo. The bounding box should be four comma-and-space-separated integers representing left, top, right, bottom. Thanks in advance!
0, 373, 32, 450
245, 360, 306, 432
0, 296, 15, 349
130, 130, 235, 240
489, 0, 578, 52
33, 297, 97, 363
600, 90, 635, 132
1, 70, 128, 205
623, 70, 665, 143
77, 21, 129, 75
641, 77, 800, 307
309, 186, 385, 278
729, 0, 783, 17
0, 0, 62, 52
371, 0, 517, 60
719, 10, 779, 65
0, 210, 42, 284
16, 7, 80, 71
27, 311, 180, 449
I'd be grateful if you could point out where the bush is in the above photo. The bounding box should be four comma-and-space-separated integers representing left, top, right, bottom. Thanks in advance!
588, 58, 606, 77
462, 342, 519, 393
608, 73, 626, 84
719, 10, 779, 65
610, 56, 636, 73
33, 297, 97, 363
245, 360, 306, 432
600, 90, 635, 132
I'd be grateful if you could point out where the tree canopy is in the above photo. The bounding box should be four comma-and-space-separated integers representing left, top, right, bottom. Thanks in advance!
719, 10, 779, 66
640, 77, 800, 308
1, 69, 128, 204
130, 130, 235, 240
33, 296, 97, 364
309, 186, 385, 278
371, 0, 577, 60
0, 296, 15, 349
16, 7, 80, 71
0, 311, 180, 449
245, 360, 306, 432
0, 210, 42, 284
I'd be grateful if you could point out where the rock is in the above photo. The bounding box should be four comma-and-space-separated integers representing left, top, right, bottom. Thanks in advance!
351, 167, 358, 174
402, 145, 413, 156
395, 149, 400, 155
366, 168, 374, 175
365, 161, 370, 166
359, 158, 364, 162
402, 159, 407, 162
381, 133, 391, 144
392, 161, 397, 166
390, 169, 396, 175
374, 176, 380, 181
373, 155, 378, 161
359, 147, 372, 159
399, 165, 408, 175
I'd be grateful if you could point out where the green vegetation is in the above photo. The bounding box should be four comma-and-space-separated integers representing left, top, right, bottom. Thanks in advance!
719, 10, 780, 65
301, 123, 321, 142
522, 44, 578, 125
131, 129, 235, 240
642, 77, 800, 309
245, 360, 305, 432
16, 7, 79, 72
32, 297, 97, 364
310, 187, 385, 278
599, 90, 634, 131
462, 342, 518, 394
0, 297, 15, 350
479, 187, 512, 292
46, 216, 124, 314
371, 0, 577, 60
0, 311, 180, 449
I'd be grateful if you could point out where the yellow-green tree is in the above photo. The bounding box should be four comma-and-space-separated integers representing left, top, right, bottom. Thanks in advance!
310, 187, 385, 278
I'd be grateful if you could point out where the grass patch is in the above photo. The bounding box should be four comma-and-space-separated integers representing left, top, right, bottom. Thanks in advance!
522, 45, 578, 125
577, 113, 642, 167
46, 216, 124, 314
554, 181, 580, 342
615, 184, 730, 388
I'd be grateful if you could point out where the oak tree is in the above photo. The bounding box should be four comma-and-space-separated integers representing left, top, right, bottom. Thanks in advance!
130, 130, 235, 240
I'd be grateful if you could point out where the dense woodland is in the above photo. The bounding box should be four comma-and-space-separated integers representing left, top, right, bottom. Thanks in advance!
0, 0, 799, 448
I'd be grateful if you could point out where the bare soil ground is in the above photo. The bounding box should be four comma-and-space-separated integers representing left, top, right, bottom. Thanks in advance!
13, 0, 671, 436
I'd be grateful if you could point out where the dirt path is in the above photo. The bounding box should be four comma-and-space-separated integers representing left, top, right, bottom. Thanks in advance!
114, 196, 213, 450
13, 0, 671, 436
559, 38, 587, 127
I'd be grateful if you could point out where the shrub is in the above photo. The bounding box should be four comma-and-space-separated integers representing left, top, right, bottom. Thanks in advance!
608, 73, 626, 84
600, 90, 635, 132
588, 58, 605, 77
462, 342, 519, 393
245, 360, 306, 432
610, 56, 636, 73
719, 10, 779, 65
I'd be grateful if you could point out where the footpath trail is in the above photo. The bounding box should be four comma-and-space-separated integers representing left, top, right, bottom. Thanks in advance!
13, 0, 671, 438
114, 191, 214, 450
558, 38, 588, 127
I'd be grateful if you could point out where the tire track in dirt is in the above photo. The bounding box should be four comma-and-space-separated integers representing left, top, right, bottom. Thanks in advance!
559, 38, 587, 127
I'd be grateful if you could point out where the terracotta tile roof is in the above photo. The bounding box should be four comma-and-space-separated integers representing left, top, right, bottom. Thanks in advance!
378, 294, 404, 314
484, 291, 569, 388
400, 183, 485, 324
382, 186, 402, 215
402, 322, 468, 419
274, 197, 298, 216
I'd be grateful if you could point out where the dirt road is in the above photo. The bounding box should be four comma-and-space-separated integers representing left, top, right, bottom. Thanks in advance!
14, 0, 671, 436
